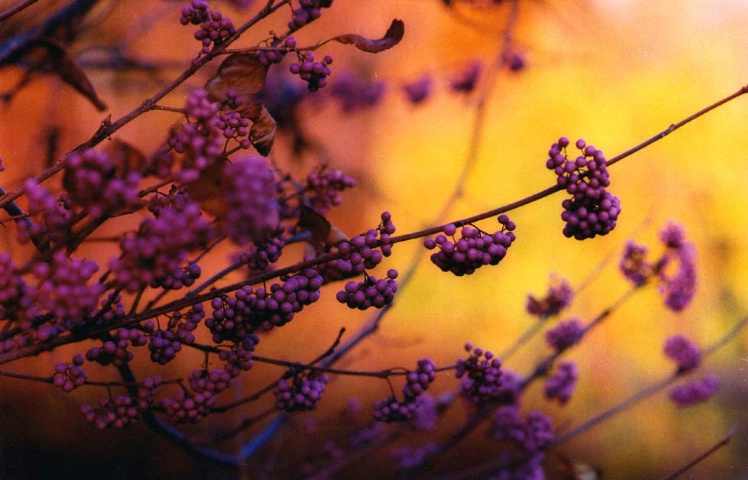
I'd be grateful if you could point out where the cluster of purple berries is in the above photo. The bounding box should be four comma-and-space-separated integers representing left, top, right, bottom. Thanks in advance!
290, 53, 333, 92
80, 396, 140, 430
373, 358, 437, 422
525, 277, 573, 318
287, 0, 333, 30
160, 388, 216, 424
669, 373, 720, 408
216, 111, 252, 150
63, 149, 141, 218
455, 343, 504, 404
189, 368, 233, 396
543, 360, 578, 405
206, 268, 323, 341
424, 215, 516, 276
180, 0, 236, 56
86, 328, 147, 367
274, 371, 329, 412
306, 167, 356, 214
544, 318, 585, 353
219, 334, 259, 377
244, 226, 286, 272
319, 211, 395, 283
18, 180, 74, 250
492, 406, 555, 452
336, 269, 399, 310
151, 262, 201, 290
258, 37, 296, 66
546, 137, 621, 240
52, 355, 87, 392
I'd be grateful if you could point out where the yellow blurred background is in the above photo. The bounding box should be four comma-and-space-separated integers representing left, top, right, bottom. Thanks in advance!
2, 0, 748, 478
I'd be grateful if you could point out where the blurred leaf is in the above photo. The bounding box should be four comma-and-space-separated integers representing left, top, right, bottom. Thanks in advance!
7, 39, 107, 110
105, 138, 147, 175
299, 204, 348, 253
205, 53, 270, 102
330, 19, 404, 53
185, 158, 229, 218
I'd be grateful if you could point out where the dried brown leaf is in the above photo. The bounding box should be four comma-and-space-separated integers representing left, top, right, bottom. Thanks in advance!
246, 104, 276, 156
330, 19, 404, 53
105, 139, 147, 175
205, 53, 270, 102
23, 39, 107, 110
299, 205, 349, 253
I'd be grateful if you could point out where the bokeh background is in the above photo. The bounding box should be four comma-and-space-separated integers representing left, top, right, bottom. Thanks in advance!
2, 0, 748, 478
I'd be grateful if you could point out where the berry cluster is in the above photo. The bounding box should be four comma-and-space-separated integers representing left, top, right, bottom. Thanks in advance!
402, 75, 433, 105
525, 277, 573, 318
189, 368, 233, 395
373, 358, 437, 423
0, 254, 32, 331
492, 406, 555, 452
52, 355, 87, 392
221, 156, 280, 245
543, 360, 578, 405
658, 223, 697, 312
287, 0, 333, 30
273, 371, 329, 412
63, 149, 141, 218
391, 442, 440, 470
206, 268, 323, 341
216, 111, 252, 150
544, 318, 585, 353
546, 137, 621, 240
619, 241, 652, 286
167, 304, 205, 345
32, 251, 104, 329
219, 334, 260, 377
148, 328, 184, 365
258, 37, 296, 66
319, 211, 395, 283
306, 167, 356, 214
336, 269, 398, 310
86, 328, 147, 367
81, 396, 140, 430
424, 215, 516, 276
151, 262, 201, 290
245, 226, 286, 272
329, 73, 387, 112
160, 387, 217, 423
669, 373, 720, 408
455, 343, 503, 404
111, 198, 213, 293
663, 335, 701, 373
290, 53, 333, 92
166, 89, 224, 182
18, 180, 74, 250
180, 0, 236, 56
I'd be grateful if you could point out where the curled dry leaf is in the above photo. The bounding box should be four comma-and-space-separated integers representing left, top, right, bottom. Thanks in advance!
185, 157, 230, 218
9, 39, 107, 110
330, 19, 405, 54
205, 52, 270, 102
105, 139, 147, 175
299, 204, 349, 254
245, 103, 276, 156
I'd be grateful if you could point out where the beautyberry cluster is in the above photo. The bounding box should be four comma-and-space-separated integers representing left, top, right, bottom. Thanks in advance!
244, 226, 286, 272
336, 270, 398, 310
290, 53, 333, 91
52, 355, 87, 392
160, 388, 217, 423
219, 334, 259, 377
456, 344, 504, 404
274, 371, 329, 412
221, 156, 280, 245
180, 0, 236, 56
525, 277, 573, 318
492, 406, 555, 452
287, 0, 333, 30
206, 268, 323, 341
306, 167, 356, 214
373, 358, 437, 422
85, 328, 147, 367
669, 373, 720, 408
543, 360, 578, 405
80, 396, 140, 430
546, 137, 621, 240
320, 211, 395, 283
663, 335, 701, 373
424, 215, 516, 276
63, 149, 141, 218
258, 37, 296, 66
544, 318, 585, 353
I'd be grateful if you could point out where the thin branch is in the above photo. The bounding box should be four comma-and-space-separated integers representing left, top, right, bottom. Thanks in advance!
0, 0, 38, 23
660, 426, 737, 480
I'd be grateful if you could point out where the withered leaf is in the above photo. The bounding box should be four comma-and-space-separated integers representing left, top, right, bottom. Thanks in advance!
330, 19, 404, 54
185, 157, 230, 218
205, 53, 270, 102
299, 204, 348, 254
23, 39, 107, 111
105, 139, 147, 175
245, 103, 276, 156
